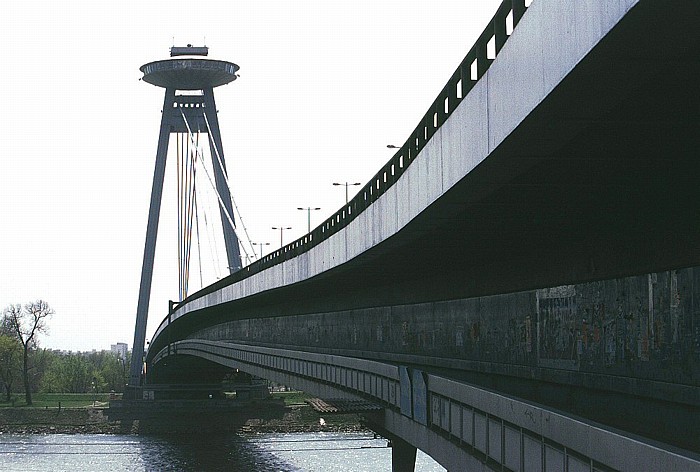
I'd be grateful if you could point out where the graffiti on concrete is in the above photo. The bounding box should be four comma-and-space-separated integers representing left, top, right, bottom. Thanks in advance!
193, 267, 700, 387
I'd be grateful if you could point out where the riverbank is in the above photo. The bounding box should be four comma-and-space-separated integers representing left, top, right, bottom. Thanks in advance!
0, 401, 368, 435
0, 407, 120, 434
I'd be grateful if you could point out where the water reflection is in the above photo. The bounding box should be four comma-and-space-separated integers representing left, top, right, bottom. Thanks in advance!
0, 432, 445, 471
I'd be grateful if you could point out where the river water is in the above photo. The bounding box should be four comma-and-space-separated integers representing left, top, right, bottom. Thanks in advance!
0, 432, 446, 471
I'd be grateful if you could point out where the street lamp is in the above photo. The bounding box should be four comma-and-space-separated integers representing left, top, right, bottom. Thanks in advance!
252, 242, 270, 259
332, 182, 362, 204
297, 207, 321, 233
272, 226, 292, 248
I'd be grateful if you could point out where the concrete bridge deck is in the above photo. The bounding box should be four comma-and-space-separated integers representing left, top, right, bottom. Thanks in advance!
144, 0, 700, 469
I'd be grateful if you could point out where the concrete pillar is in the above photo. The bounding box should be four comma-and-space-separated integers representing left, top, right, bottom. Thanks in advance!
391, 437, 417, 472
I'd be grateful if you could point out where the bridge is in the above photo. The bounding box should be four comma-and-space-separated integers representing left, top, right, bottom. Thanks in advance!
138, 0, 700, 470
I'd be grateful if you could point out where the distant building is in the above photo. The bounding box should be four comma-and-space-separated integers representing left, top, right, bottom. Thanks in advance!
111, 342, 128, 359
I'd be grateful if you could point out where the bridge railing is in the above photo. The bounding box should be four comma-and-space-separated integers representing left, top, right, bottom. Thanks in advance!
170, 0, 529, 313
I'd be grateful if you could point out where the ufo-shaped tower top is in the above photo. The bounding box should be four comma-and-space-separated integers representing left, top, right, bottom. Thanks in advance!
140, 45, 239, 90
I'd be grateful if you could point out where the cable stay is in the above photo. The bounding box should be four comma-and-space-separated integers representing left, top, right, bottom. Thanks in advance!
193, 186, 204, 289
178, 109, 246, 255
202, 111, 258, 261
176, 121, 226, 300
185, 130, 222, 292
176, 130, 198, 300
178, 108, 252, 284
200, 196, 223, 282
190, 126, 224, 283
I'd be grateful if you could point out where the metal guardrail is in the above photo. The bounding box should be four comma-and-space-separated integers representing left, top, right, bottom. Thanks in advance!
427, 376, 700, 471
152, 339, 400, 407
152, 340, 700, 471
166, 0, 530, 314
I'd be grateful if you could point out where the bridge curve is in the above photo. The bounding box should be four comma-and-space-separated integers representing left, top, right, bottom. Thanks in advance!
153, 0, 700, 337
146, 0, 700, 469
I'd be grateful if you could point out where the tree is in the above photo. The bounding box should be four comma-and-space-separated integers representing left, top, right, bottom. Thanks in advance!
0, 335, 21, 401
0, 318, 21, 402
38, 350, 63, 393
39, 351, 130, 394
97, 351, 129, 393
64, 355, 94, 393
28, 348, 52, 394
3, 301, 54, 405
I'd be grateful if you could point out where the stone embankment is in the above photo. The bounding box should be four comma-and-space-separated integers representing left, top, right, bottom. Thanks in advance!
0, 402, 366, 435
0, 407, 120, 434
239, 402, 367, 434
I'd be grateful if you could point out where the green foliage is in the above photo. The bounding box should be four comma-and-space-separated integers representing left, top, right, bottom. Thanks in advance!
0, 335, 22, 401
40, 351, 128, 394
26, 347, 51, 394
41, 354, 90, 393
97, 353, 129, 393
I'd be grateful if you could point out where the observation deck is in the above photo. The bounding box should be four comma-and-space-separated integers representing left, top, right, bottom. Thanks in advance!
140, 45, 239, 90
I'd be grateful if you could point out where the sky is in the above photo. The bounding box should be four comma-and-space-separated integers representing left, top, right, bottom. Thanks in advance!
0, 0, 502, 352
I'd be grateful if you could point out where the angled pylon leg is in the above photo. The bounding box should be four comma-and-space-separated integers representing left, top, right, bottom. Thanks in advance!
128, 88, 176, 390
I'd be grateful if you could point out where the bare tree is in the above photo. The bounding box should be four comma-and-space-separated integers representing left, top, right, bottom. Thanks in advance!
4, 301, 54, 405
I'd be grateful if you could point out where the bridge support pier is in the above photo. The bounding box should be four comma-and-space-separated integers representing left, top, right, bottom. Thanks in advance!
391, 437, 416, 472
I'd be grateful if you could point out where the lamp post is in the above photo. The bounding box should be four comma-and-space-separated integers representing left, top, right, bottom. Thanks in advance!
272, 226, 292, 248
332, 182, 362, 204
297, 207, 321, 233
252, 242, 270, 259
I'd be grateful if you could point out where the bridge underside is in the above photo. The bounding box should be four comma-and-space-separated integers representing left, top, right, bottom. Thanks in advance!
147, 354, 231, 385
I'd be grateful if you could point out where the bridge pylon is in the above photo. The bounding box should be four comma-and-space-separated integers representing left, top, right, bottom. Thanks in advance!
127, 45, 242, 393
